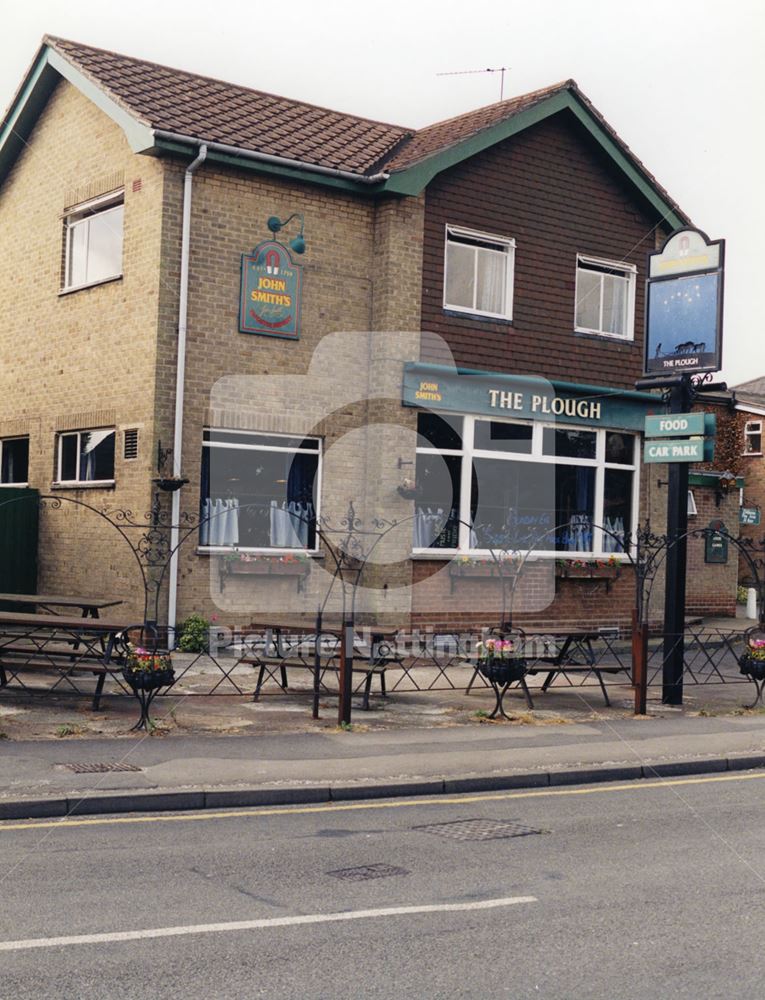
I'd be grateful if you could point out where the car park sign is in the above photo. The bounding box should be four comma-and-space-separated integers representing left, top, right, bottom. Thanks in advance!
643, 439, 704, 463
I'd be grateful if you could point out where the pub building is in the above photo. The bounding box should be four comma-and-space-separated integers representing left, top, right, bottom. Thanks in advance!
0, 37, 741, 633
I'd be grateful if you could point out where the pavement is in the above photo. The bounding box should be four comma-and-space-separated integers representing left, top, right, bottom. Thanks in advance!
1, 610, 763, 820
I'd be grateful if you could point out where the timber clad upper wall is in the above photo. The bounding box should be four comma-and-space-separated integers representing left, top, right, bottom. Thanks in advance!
420, 110, 661, 388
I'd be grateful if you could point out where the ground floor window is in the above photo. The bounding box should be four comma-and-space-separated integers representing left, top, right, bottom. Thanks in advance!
0, 436, 29, 485
413, 413, 637, 555
56, 429, 115, 485
199, 429, 320, 550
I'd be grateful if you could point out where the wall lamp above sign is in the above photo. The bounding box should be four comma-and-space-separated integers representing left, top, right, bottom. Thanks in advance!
715, 470, 737, 506
266, 213, 306, 254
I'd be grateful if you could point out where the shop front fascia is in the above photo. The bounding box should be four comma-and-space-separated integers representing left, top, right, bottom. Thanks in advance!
401, 361, 660, 561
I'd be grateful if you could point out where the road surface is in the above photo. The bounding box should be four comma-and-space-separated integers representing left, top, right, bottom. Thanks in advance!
1, 771, 764, 998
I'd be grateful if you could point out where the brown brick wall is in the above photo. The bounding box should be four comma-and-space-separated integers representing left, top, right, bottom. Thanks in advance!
420, 110, 667, 387
685, 485, 738, 617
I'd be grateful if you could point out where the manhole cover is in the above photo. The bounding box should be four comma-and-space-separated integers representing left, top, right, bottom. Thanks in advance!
413, 818, 546, 841
61, 762, 142, 773
326, 863, 410, 882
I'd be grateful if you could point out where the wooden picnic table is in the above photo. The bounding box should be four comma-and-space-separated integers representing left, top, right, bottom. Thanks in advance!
466, 627, 627, 707
0, 610, 131, 709
241, 622, 400, 711
0, 593, 123, 618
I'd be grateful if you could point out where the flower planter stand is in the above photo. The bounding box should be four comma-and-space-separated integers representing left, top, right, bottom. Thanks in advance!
122, 666, 175, 731
477, 657, 533, 718
738, 654, 765, 708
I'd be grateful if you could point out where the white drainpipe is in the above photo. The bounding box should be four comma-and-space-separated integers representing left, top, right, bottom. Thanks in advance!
167, 144, 207, 641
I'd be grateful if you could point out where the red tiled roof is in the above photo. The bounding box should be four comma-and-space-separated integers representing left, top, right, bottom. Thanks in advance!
39, 33, 686, 220
381, 81, 572, 170
46, 36, 411, 175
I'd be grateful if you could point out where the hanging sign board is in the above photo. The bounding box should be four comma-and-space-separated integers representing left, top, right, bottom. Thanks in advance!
239, 240, 302, 339
740, 507, 761, 526
644, 228, 725, 377
643, 438, 705, 463
704, 519, 728, 564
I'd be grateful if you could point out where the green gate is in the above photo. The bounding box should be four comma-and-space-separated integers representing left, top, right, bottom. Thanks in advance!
0, 488, 38, 599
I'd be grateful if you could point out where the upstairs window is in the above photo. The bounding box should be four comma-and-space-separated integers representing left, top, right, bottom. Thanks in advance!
63, 192, 124, 291
56, 429, 115, 486
575, 255, 636, 339
0, 437, 29, 486
444, 226, 515, 320
744, 420, 762, 455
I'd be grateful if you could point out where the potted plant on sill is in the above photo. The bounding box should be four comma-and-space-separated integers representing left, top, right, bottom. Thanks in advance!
222, 552, 311, 576
556, 556, 621, 580
449, 556, 520, 579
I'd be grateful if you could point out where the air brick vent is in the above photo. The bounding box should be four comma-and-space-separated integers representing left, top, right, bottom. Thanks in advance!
124, 428, 139, 460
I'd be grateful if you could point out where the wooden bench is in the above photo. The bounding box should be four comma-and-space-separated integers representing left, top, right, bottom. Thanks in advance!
0, 612, 128, 710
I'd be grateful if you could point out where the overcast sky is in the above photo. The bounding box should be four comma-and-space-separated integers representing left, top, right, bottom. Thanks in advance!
2, 0, 762, 387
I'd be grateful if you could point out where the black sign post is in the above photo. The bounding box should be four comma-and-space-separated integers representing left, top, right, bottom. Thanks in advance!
660, 378, 693, 704
640, 228, 725, 706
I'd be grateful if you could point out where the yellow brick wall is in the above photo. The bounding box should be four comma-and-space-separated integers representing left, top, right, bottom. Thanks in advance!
0, 80, 166, 620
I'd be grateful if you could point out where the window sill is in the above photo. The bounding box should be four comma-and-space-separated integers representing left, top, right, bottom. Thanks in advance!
51, 481, 116, 490
443, 307, 513, 325
573, 328, 635, 344
58, 274, 123, 296
197, 547, 323, 558
0, 482, 29, 488
742, 452, 762, 457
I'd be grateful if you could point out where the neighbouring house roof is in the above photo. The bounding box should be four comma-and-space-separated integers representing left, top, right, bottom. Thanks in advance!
732, 377, 765, 412
0, 35, 690, 225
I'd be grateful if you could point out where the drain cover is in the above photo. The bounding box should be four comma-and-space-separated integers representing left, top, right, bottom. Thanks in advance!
413, 818, 546, 841
326, 863, 409, 882
61, 762, 142, 773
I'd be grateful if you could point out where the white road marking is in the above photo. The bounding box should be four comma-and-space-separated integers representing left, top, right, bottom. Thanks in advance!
0, 896, 536, 952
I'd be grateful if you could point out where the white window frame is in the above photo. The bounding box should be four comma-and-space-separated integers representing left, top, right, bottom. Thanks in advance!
413, 413, 638, 559
574, 254, 636, 340
687, 490, 698, 516
0, 436, 30, 487
199, 428, 322, 555
55, 428, 116, 487
744, 420, 762, 456
62, 191, 124, 292
443, 225, 515, 321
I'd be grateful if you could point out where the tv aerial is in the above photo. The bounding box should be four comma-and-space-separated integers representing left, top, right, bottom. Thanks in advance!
436, 66, 511, 100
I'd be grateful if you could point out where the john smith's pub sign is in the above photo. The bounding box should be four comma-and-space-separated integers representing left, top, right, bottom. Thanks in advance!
239, 241, 303, 339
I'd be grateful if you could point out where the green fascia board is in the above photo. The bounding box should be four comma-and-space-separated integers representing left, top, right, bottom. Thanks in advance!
0, 51, 58, 188
405, 360, 662, 405
689, 471, 745, 488
381, 90, 687, 228
0, 45, 155, 190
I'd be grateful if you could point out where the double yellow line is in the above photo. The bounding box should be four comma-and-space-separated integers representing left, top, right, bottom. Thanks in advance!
2, 770, 763, 832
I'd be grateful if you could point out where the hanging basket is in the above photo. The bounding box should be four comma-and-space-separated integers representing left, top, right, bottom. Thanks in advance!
122, 666, 175, 691
478, 657, 527, 685
738, 653, 765, 682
